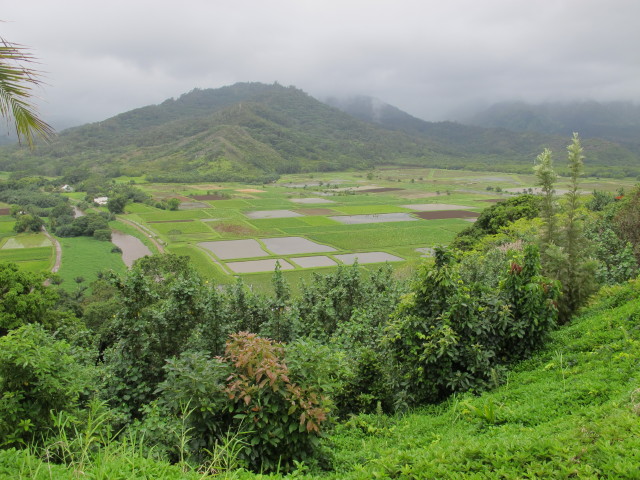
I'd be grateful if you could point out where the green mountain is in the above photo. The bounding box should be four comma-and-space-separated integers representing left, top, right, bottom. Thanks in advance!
2, 84, 639, 181
0, 83, 432, 182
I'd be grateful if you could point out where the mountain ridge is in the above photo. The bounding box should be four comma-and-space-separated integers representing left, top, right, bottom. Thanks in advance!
1, 83, 639, 181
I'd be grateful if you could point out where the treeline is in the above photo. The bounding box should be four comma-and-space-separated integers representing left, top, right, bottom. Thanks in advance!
0, 176, 158, 240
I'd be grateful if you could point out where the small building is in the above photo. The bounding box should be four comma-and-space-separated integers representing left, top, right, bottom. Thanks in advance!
94, 196, 109, 206
60, 184, 74, 192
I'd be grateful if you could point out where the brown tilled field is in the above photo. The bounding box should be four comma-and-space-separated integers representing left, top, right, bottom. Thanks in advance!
414, 210, 480, 220
212, 222, 255, 235
0, 208, 10, 215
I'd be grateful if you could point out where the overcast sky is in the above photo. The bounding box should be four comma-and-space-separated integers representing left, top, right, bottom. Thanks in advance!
3, 0, 640, 130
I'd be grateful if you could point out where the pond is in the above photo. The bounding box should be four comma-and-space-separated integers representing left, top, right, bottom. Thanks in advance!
111, 231, 152, 267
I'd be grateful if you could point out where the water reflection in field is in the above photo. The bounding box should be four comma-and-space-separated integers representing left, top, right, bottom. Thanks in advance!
111, 231, 152, 267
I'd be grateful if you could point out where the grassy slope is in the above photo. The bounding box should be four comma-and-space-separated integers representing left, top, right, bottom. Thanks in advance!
313, 282, 640, 480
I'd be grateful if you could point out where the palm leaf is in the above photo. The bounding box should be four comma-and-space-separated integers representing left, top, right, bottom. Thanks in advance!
0, 38, 55, 146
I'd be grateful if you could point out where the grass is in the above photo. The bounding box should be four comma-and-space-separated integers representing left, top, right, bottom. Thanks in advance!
313, 283, 640, 479
166, 244, 233, 285
56, 236, 126, 291
308, 221, 467, 251
0, 246, 52, 273
149, 220, 213, 235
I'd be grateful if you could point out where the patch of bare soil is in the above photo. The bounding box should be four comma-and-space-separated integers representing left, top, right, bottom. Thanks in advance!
415, 210, 480, 220
295, 208, 335, 215
481, 199, 504, 203
0, 208, 10, 215
213, 223, 255, 235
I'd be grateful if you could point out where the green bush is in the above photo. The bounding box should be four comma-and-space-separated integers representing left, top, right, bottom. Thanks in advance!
0, 324, 94, 447
387, 245, 559, 404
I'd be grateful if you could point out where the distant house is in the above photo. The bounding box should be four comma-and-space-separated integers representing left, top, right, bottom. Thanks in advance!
61, 184, 74, 192
94, 196, 109, 206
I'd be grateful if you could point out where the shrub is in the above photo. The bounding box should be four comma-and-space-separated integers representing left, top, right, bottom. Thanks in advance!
386, 245, 559, 404
0, 325, 93, 447
93, 229, 112, 241
222, 332, 329, 472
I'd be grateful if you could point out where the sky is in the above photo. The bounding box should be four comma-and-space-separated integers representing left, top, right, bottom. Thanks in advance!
3, 0, 640, 130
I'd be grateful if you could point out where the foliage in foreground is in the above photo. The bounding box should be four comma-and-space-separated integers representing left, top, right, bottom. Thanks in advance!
1, 278, 638, 479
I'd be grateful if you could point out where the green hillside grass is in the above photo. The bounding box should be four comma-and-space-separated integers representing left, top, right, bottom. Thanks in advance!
318, 281, 640, 479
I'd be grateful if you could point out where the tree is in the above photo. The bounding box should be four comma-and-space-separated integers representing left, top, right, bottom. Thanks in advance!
0, 37, 54, 146
534, 148, 558, 247
0, 262, 60, 335
13, 212, 44, 233
106, 194, 127, 214
534, 134, 599, 322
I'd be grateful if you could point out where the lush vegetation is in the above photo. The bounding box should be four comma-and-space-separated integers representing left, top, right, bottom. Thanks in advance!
1, 136, 639, 478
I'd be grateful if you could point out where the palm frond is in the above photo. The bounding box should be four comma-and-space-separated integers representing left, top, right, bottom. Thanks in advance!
0, 38, 55, 146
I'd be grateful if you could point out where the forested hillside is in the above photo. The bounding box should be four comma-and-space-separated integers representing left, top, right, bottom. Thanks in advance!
0, 83, 430, 182
2, 83, 640, 182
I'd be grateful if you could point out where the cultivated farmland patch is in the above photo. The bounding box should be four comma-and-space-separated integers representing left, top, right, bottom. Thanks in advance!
199, 239, 267, 259
414, 210, 480, 220
334, 252, 404, 264
2, 235, 52, 249
179, 201, 209, 209
290, 256, 337, 268
226, 259, 295, 273
211, 222, 256, 236
245, 210, 304, 219
261, 236, 336, 255
330, 213, 418, 224
402, 203, 474, 211
191, 194, 230, 201
147, 219, 194, 223
295, 208, 336, 216
289, 197, 335, 204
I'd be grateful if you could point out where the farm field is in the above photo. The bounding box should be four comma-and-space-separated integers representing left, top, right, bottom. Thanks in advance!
1, 167, 637, 293
114, 167, 637, 291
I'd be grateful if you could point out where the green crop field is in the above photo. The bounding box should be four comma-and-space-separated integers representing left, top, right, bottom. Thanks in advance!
0, 246, 52, 272
56, 237, 126, 291
3, 167, 638, 293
